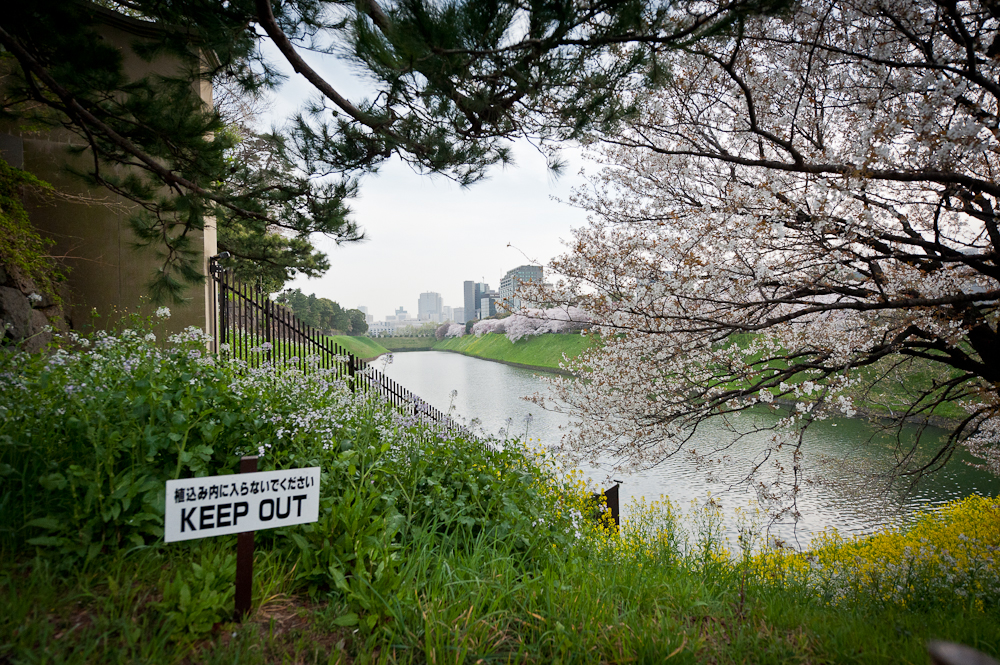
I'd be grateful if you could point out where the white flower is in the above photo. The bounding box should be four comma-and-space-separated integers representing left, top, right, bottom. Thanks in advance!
155, 307, 171, 319
144, 333, 156, 342
27, 293, 42, 304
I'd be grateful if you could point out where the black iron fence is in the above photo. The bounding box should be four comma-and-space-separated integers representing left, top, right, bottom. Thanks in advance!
208, 257, 462, 433
206, 258, 617, 516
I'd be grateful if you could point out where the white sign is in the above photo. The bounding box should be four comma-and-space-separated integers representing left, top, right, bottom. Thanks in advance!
164, 467, 320, 542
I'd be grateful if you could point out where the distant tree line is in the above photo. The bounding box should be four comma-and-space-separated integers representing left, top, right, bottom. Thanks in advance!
276, 289, 367, 336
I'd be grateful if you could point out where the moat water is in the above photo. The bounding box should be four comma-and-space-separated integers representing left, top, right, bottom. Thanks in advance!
379, 351, 1000, 547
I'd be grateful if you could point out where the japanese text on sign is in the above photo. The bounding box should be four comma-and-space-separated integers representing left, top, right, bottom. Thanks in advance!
164, 467, 320, 542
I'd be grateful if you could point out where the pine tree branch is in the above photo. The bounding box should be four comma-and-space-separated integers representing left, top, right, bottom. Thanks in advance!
361, 0, 392, 34
254, 0, 389, 131
0, 22, 285, 227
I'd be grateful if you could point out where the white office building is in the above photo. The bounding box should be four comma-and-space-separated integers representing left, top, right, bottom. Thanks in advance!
499, 265, 544, 312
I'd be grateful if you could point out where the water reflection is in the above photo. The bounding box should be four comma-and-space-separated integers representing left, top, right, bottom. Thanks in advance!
379, 351, 999, 545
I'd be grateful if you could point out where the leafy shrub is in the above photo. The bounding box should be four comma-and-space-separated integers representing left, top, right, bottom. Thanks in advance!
0, 316, 285, 559
0, 314, 607, 636
155, 549, 237, 636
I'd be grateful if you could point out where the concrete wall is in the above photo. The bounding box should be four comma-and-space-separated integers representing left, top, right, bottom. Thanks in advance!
0, 9, 217, 334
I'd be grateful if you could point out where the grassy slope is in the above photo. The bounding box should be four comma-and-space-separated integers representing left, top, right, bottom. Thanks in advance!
326, 335, 389, 360
379, 337, 437, 351
725, 333, 968, 422
438, 331, 966, 421
337, 330, 962, 422
432, 332, 595, 370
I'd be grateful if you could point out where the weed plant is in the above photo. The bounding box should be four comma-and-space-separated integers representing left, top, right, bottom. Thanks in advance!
1, 314, 998, 663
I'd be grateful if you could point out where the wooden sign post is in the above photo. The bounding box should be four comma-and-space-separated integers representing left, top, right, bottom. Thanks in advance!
235, 455, 257, 620
164, 459, 321, 622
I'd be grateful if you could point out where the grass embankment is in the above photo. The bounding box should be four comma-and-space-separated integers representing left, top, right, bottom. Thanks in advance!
3, 317, 999, 663
399, 330, 966, 419
325, 335, 388, 360
725, 333, 969, 425
378, 336, 436, 352
847, 354, 970, 422
433, 332, 595, 372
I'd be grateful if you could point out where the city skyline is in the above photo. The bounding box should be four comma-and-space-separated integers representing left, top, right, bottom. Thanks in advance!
360, 263, 542, 325
260, 40, 588, 322
286, 201, 572, 321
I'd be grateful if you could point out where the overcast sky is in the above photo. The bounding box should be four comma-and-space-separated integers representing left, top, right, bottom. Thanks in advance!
258, 42, 591, 321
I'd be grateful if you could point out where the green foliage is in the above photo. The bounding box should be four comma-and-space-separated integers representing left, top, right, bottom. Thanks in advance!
215, 133, 357, 291
155, 549, 236, 636
1, 0, 785, 300
347, 309, 368, 335
0, 157, 63, 302
276, 288, 366, 334
2, 317, 998, 662
0, 317, 271, 560
217, 220, 331, 294
0, 3, 358, 302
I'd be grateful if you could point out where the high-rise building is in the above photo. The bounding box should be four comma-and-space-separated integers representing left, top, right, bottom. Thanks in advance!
464, 281, 490, 320
480, 291, 499, 318
454, 307, 466, 324
499, 265, 544, 312
442, 305, 453, 321
418, 292, 443, 321
463, 281, 476, 321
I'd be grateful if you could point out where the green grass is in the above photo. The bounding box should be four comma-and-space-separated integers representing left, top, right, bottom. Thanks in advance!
720, 333, 970, 424
5, 501, 999, 664
378, 336, 437, 351
3, 318, 999, 664
846, 354, 970, 421
326, 335, 389, 360
433, 332, 596, 371
0, 542, 360, 664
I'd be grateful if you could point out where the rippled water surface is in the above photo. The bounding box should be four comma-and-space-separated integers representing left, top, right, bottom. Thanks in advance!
379, 351, 1000, 545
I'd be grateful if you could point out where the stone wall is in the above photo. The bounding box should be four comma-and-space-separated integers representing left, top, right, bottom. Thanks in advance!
0, 262, 66, 353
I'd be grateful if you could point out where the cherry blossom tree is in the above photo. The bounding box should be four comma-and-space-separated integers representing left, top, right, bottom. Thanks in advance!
505, 307, 592, 342
530, 0, 1000, 506
471, 318, 507, 336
